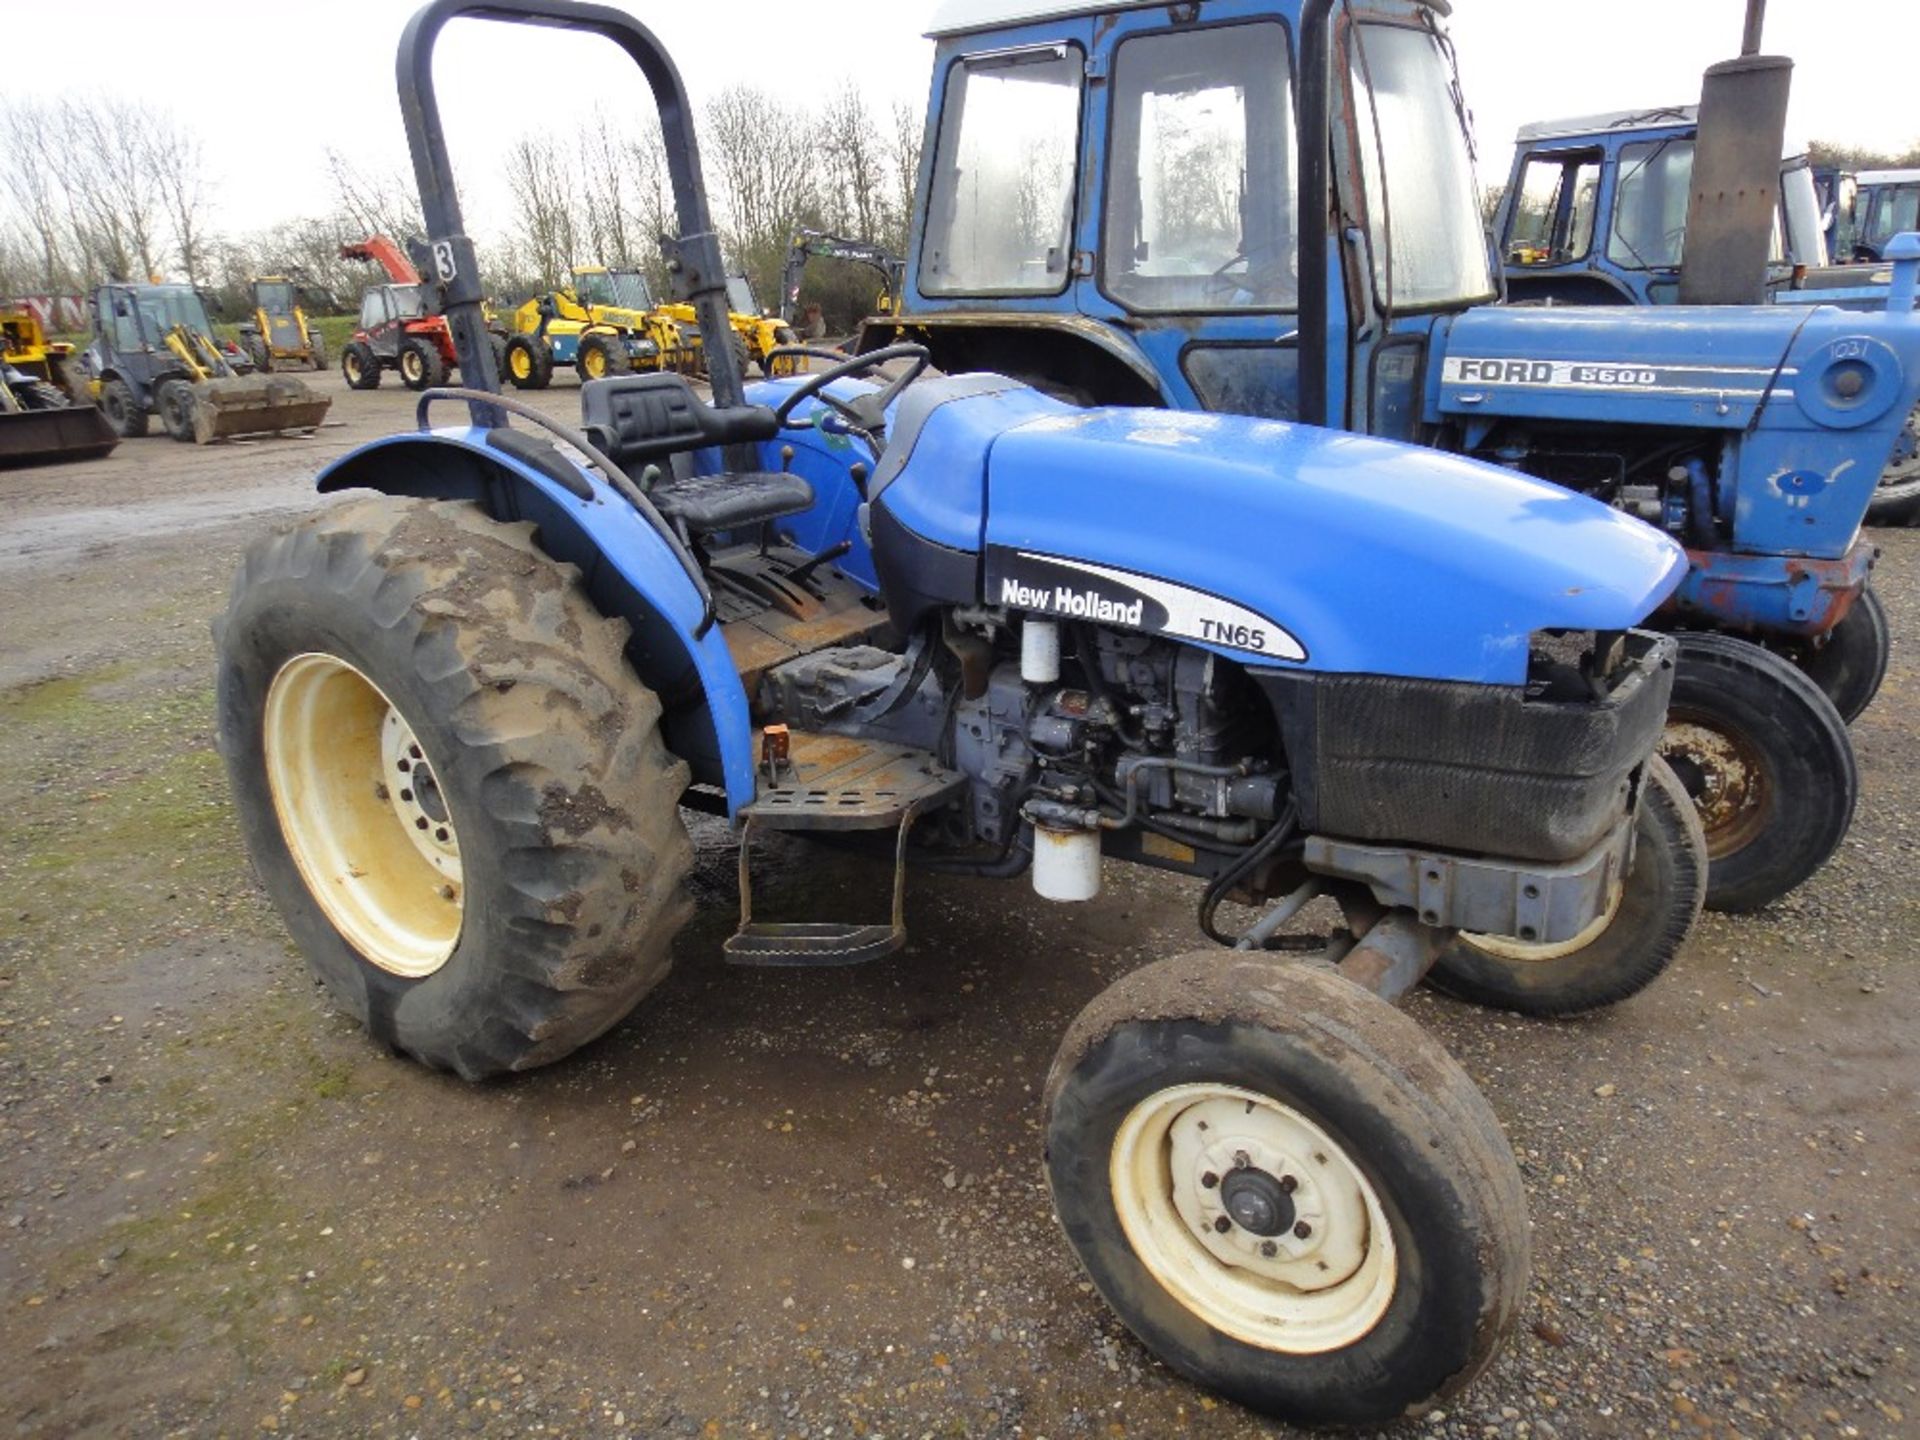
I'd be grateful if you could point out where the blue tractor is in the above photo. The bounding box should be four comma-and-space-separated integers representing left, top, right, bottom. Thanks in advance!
1493, 106, 1920, 526
216, 0, 1711, 1426
857, 0, 1920, 915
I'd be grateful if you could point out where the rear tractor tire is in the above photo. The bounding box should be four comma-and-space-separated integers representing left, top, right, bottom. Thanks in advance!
99, 377, 149, 438
214, 498, 696, 1078
1045, 954, 1528, 1428
1661, 632, 1856, 913
341, 341, 381, 391
503, 334, 554, 391
309, 331, 328, 371
155, 378, 198, 443
398, 336, 447, 392
1431, 757, 1705, 1016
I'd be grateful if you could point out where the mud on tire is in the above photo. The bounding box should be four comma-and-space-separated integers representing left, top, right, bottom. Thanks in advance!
214, 498, 696, 1078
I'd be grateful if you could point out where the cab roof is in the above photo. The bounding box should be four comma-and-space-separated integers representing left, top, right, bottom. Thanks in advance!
925, 0, 1161, 37
1515, 106, 1696, 144
927, 0, 1450, 39
1857, 168, 1920, 185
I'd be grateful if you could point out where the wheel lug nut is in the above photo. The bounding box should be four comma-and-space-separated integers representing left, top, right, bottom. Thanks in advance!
1213, 1216, 1232, 1234
1293, 1220, 1312, 1240
1259, 1240, 1278, 1258
1232, 1150, 1251, 1169
1279, 1175, 1297, 1194
1200, 1171, 1219, 1189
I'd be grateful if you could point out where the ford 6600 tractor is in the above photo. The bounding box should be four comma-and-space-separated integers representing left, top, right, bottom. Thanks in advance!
218, 0, 1776, 1428
861, 0, 1920, 922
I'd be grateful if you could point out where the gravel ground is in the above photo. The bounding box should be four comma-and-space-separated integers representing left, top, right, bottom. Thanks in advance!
1, 371, 1914, 1439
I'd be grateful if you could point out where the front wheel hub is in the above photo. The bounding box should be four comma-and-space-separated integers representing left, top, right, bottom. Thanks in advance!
1220, 1165, 1296, 1237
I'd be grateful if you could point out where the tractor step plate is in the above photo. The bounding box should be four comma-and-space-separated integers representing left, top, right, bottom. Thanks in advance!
726, 731, 958, 967
741, 730, 964, 832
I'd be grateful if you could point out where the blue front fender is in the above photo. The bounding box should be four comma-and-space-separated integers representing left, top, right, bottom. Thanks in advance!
316, 428, 758, 815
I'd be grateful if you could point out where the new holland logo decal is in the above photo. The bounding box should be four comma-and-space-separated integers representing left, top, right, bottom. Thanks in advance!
985, 549, 1306, 661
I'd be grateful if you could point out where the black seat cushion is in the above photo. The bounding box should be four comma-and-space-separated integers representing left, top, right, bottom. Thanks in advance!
650, 470, 816, 534
580, 371, 780, 470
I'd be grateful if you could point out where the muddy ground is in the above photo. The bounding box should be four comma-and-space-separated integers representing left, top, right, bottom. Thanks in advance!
1, 367, 1914, 1440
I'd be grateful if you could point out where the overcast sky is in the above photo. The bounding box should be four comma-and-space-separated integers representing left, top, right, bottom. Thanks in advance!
6, 0, 1915, 244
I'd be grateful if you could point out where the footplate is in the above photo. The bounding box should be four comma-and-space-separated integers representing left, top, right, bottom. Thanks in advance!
724, 801, 932, 967
725, 730, 965, 966
742, 730, 965, 831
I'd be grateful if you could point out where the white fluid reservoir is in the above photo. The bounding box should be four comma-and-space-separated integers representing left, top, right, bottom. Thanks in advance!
1021, 618, 1061, 684
1033, 824, 1101, 902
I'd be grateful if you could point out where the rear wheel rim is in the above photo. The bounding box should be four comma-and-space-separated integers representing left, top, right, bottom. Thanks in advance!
345, 353, 363, 382
1660, 713, 1771, 860
401, 348, 424, 383
510, 346, 531, 380
1110, 1083, 1398, 1354
263, 653, 464, 978
583, 344, 607, 378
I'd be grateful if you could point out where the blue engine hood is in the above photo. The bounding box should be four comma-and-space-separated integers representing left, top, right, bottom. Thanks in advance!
982, 409, 1686, 686
1432, 304, 1813, 429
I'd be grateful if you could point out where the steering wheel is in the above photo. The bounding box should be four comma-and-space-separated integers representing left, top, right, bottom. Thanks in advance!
770, 342, 931, 434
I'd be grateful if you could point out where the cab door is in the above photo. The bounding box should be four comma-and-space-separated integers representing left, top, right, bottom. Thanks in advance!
1076, 3, 1304, 418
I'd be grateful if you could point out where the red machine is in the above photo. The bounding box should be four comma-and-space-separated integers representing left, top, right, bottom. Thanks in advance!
337, 237, 462, 391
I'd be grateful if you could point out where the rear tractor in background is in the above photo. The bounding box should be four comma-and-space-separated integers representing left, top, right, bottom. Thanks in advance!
235, 275, 329, 373
338, 235, 472, 392
80, 282, 329, 444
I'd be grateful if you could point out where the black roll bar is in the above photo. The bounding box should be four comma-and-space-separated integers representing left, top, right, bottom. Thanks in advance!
1297, 0, 1334, 429
394, 0, 747, 430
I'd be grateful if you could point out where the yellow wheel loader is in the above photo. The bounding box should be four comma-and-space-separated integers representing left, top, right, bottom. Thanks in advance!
501, 266, 687, 390
651, 271, 796, 378
82, 283, 331, 444
0, 305, 119, 467
235, 275, 328, 372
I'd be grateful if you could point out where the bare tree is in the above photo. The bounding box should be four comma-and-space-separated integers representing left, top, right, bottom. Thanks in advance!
61, 100, 166, 282
502, 134, 581, 289
148, 117, 211, 285
0, 107, 73, 291
325, 150, 425, 243
704, 86, 820, 302
884, 99, 924, 256
820, 83, 883, 240
577, 119, 634, 269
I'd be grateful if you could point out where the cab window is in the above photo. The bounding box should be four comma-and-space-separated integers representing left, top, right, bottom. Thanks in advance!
1507, 151, 1601, 265
359, 291, 387, 329
1102, 22, 1296, 313
921, 46, 1083, 296
1608, 140, 1692, 270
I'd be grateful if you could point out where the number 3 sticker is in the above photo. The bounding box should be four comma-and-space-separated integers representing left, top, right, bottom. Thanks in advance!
433, 241, 458, 283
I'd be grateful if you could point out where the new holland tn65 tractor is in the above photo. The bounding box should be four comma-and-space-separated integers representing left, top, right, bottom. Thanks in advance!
861, 0, 1920, 918
216, 0, 1715, 1426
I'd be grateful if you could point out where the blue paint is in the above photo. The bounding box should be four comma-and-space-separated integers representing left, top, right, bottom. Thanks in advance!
314, 429, 761, 815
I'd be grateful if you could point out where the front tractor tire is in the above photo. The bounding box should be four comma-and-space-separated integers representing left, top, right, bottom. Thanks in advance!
503, 334, 554, 390
214, 498, 695, 1078
155, 379, 198, 444
398, 336, 448, 391
1045, 956, 1528, 1428
1661, 632, 1857, 913
1794, 585, 1890, 725
341, 341, 381, 390
1431, 757, 1705, 1016
576, 332, 632, 383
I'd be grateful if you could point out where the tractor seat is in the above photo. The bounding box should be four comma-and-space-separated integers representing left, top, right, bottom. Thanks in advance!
647, 469, 816, 534
580, 371, 811, 535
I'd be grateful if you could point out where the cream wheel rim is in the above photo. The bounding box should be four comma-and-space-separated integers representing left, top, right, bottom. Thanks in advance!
400, 348, 425, 383
263, 653, 463, 978
1110, 1083, 1398, 1354
1462, 878, 1625, 963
